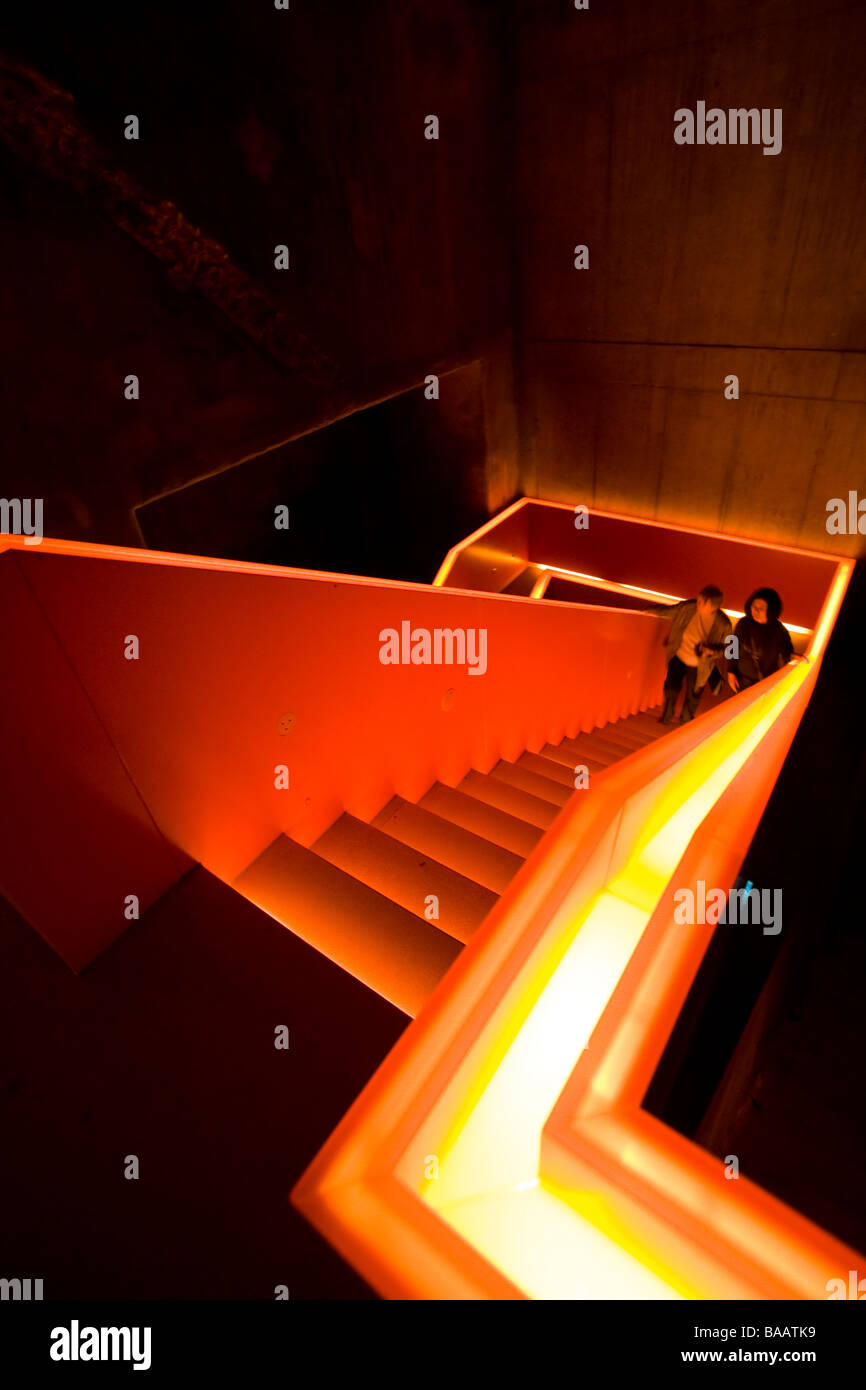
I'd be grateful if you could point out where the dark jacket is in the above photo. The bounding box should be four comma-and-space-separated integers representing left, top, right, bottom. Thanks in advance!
730, 616, 793, 687
644, 598, 733, 692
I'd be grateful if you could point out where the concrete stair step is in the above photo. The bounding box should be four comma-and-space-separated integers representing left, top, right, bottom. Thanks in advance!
420, 781, 546, 856
371, 795, 524, 895
313, 813, 496, 945
538, 741, 608, 776
233, 835, 461, 1017
556, 733, 625, 767
516, 749, 580, 788
488, 759, 572, 807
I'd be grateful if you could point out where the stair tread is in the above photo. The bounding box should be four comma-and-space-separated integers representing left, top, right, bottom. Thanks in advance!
422, 781, 546, 853
314, 814, 496, 945
594, 724, 653, 748
372, 796, 524, 895
517, 749, 579, 788
487, 760, 572, 808
457, 769, 562, 826
539, 742, 608, 775
621, 709, 667, 732
556, 733, 625, 766
234, 835, 461, 1017
575, 732, 640, 760
229, 703, 666, 1021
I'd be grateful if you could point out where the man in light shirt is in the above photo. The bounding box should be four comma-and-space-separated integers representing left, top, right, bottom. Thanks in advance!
644, 585, 733, 725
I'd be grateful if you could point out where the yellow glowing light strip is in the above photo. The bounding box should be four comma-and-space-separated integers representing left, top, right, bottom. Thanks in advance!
806, 562, 849, 659
432, 499, 528, 587
293, 550, 851, 1300
535, 564, 813, 634
536, 563, 683, 603
399, 665, 810, 1298
0, 531, 511, 601
431, 496, 846, 593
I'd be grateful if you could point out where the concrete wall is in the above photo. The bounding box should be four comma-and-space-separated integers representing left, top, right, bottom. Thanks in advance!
515, 0, 866, 556
0, 0, 518, 547
2, 1, 862, 560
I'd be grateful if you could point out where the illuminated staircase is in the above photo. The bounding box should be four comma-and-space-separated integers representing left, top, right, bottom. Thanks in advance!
233, 706, 667, 1016
3, 497, 853, 1302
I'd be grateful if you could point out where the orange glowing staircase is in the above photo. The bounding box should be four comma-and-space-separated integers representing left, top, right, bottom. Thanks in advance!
283, 501, 862, 1302
1, 496, 860, 1301
234, 707, 668, 1017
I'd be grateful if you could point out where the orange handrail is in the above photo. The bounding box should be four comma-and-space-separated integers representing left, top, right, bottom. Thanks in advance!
292, 559, 856, 1299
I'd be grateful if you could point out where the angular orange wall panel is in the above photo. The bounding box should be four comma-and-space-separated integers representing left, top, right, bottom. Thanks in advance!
0, 554, 184, 970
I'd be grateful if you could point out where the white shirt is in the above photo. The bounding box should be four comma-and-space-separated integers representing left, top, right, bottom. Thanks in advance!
676, 609, 710, 667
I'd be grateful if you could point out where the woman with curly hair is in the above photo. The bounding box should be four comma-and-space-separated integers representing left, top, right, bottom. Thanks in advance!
727, 587, 793, 693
